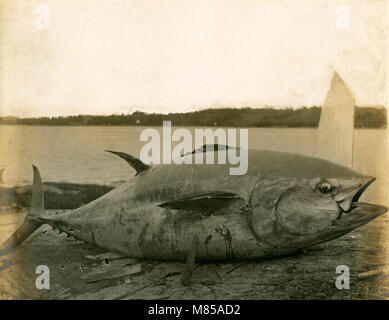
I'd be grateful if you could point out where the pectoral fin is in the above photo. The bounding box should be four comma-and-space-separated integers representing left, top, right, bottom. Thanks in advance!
158, 191, 242, 211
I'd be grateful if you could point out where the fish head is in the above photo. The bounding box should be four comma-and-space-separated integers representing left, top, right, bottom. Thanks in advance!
249, 164, 387, 253
273, 175, 386, 234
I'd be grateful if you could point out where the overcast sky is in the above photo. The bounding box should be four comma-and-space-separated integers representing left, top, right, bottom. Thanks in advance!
0, 0, 387, 117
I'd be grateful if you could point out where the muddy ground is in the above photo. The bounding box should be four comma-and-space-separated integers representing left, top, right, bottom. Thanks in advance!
0, 210, 388, 300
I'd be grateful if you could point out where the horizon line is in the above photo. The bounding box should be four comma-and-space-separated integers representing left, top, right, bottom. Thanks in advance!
0, 105, 386, 119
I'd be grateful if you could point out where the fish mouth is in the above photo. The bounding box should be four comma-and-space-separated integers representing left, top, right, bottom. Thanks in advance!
334, 177, 387, 229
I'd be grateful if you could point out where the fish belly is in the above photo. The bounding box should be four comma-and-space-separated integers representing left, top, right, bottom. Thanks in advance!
53, 204, 267, 261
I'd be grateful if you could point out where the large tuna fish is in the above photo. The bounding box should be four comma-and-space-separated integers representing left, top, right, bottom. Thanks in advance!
0, 146, 387, 261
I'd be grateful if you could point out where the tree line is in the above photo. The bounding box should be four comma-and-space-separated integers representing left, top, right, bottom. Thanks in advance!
0, 106, 386, 128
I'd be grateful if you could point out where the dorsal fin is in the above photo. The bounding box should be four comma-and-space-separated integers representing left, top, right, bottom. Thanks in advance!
181, 144, 238, 157
105, 150, 151, 175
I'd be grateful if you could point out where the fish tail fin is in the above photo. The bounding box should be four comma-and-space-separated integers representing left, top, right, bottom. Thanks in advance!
0, 165, 45, 256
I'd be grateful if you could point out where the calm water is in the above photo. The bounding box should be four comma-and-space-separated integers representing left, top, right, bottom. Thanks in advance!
0, 125, 387, 205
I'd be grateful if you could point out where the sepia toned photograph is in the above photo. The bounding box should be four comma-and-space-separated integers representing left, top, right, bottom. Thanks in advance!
0, 0, 388, 303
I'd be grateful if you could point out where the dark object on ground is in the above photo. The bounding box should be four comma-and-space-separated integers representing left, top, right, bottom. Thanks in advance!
181, 235, 199, 286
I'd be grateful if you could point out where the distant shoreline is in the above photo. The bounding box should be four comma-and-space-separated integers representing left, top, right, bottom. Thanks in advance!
0, 124, 387, 129
0, 106, 387, 128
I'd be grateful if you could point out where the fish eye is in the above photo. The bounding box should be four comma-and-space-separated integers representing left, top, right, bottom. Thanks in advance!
318, 182, 332, 193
